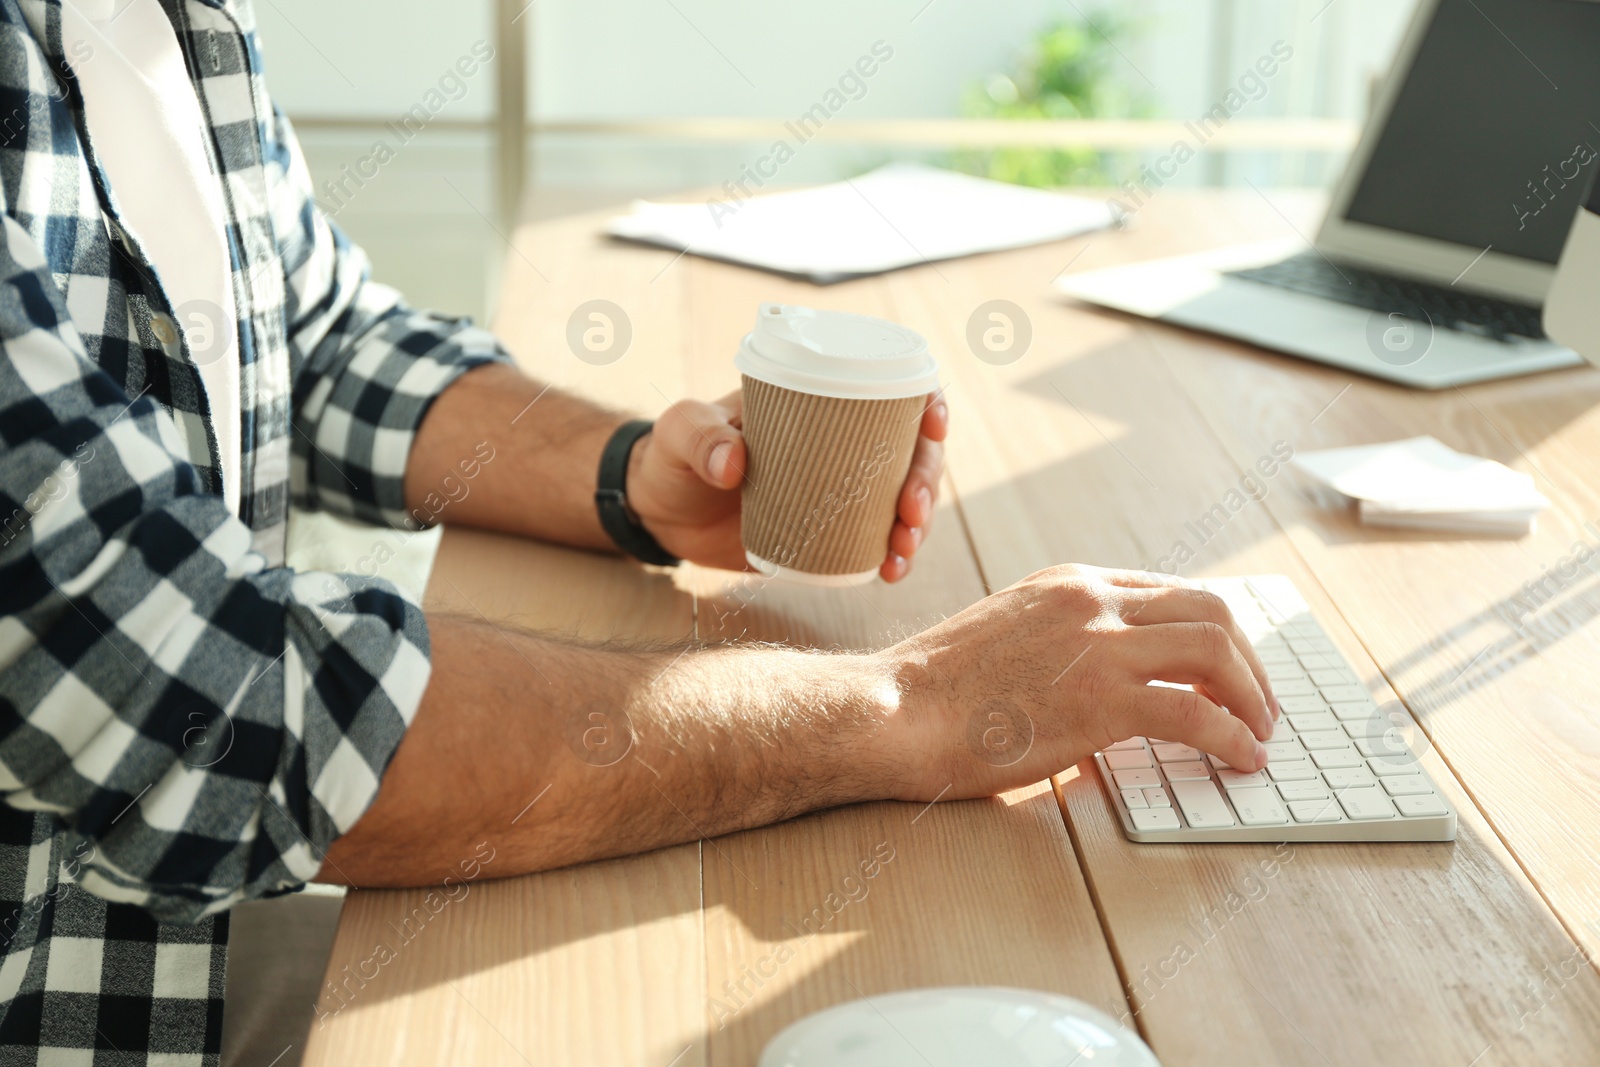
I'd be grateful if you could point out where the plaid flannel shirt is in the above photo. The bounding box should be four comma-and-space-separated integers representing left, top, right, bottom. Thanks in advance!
0, 0, 510, 1061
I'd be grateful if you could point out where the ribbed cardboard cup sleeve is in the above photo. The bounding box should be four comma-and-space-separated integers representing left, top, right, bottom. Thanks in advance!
739, 374, 925, 577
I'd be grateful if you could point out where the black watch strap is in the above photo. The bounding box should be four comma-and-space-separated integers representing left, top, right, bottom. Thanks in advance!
596, 419, 679, 567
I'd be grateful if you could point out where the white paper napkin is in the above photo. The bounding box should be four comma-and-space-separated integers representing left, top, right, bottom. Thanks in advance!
1292, 436, 1549, 534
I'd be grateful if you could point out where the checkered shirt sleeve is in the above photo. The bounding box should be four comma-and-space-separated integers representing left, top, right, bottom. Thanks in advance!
0, 209, 433, 920
271, 103, 511, 531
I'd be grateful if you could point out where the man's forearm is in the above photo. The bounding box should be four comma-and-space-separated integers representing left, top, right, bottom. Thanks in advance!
404, 362, 627, 550
317, 615, 900, 886
317, 564, 1284, 886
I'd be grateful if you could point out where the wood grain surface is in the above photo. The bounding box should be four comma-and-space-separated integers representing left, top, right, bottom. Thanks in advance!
303, 188, 1600, 1067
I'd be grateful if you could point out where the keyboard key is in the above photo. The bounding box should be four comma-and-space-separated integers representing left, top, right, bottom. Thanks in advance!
1343, 719, 1401, 740
1267, 760, 1319, 782
1289, 798, 1342, 822
1324, 767, 1376, 789
1277, 779, 1331, 801
1355, 736, 1413, 758
1266, 663, 1309, 682
1286, 712, 1337, 733
1106, 749, 1153, 770
1163, 761, 1211, 781
1337, 787, 1397, 820
1279, 695, 1329, 714
1320, 684, 1370, 704
1131, 807, 1182, 832
1207, 754, 1228, 770
1113, 768, 1161, 789
1289, 636, 1335, 655
1311, 747, 1363, 769
1381, 775, 1433, 796
1298, 731, 1350, 751
1330, 700, 1380, 721
1152, 743, 1202, 763
1267, 720, 1295, 742
1262, 741, 1304, 762
1217, 769, 1269, 789
1256, 646, 1298, 664
1367, 757, 1422, 777
1395, 794, 1449, 818
1170, 780, 1237, 828
1309, 667, 1361, 687
1298, 654, 1344, 672
1272, 679, 1316, 696
1121, 788, 1148, 809
1246, 577, 1310, 613
1106, 737, 1147, 750
1143, 787, 1171, 808
1230, 787, 1290, 826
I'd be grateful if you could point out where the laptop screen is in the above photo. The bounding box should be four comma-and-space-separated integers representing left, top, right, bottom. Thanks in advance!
1342, 0, 1600, 265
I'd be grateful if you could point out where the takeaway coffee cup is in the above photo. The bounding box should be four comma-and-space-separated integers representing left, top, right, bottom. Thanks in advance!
735, 303, 939, 585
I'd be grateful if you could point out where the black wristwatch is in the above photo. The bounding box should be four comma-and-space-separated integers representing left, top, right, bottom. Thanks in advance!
595, 419, 680, 567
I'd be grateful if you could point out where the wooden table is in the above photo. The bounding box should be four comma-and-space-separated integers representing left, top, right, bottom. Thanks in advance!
301, 190, 1600, 1066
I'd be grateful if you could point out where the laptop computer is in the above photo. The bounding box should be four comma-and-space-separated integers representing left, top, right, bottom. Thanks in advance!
1056, 0, 1600, 389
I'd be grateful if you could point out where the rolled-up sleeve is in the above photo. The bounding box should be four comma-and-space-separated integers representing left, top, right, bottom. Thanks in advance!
272, 105, 510, 529
0, 213, 428, 924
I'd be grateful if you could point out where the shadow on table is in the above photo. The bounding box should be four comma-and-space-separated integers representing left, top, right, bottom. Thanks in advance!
977, 329, 1600, 720
312, 772, 1600, 1067
984, 323, 1600, 581
1376, 568, 1600, 715
690, 761, 1600, 1067
316, 784, 1117, 1064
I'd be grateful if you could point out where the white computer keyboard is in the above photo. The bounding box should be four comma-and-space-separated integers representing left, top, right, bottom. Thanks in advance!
1094, 575, 1456, 843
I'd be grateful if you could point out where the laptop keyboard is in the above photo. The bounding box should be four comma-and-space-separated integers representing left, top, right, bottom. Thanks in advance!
1229, 251, 1545, 342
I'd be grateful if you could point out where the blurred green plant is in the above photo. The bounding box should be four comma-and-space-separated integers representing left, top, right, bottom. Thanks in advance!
952, 10, 1150, 187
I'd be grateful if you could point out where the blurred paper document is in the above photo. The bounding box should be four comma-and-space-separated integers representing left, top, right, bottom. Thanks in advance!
606, 163, 1117, 283
1292, 436, 1549, 535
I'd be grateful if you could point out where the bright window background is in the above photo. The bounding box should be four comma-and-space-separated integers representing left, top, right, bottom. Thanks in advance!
257, 0, 1419, 322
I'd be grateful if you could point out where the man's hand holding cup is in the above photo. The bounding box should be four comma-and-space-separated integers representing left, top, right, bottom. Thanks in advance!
625, 304, 948, 583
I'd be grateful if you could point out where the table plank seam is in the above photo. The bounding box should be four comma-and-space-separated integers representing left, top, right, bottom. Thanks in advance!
697, 838, 710, 1067
1049, 773, 1148, 1044
945, 484, 996, 597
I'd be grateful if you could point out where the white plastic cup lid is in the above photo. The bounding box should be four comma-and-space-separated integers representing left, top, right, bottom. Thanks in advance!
735, 303, 939, 400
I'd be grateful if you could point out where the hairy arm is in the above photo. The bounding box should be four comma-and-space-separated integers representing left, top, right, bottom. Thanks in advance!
319, 565, 1277, 886
401, 362, 628, 552
317, 615, 897, 884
